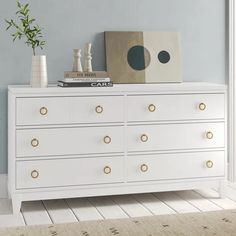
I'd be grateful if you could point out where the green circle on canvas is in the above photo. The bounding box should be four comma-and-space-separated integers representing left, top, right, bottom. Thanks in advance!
158, 50, 171, 64
127, 45, 151, 71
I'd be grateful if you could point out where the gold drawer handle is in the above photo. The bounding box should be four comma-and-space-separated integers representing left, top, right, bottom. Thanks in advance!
104, 166, 111, 174
140, 164, 148, 172
199, 103, 207, 111
206, 160, 214, 168
31, 170, 39, 179
103, 136, 112, 144
148, 104, 156, 112
40, 107, 48, 115
95, 105, 103, 114
140, 134, 149, 143
31, 138, 39, 147
206, 131, 214, 140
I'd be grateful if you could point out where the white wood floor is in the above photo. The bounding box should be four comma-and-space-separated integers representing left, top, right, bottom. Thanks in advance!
1, 185, 236, 228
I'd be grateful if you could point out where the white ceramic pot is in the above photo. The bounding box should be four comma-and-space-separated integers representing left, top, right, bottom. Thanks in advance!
31, 55, 48, 88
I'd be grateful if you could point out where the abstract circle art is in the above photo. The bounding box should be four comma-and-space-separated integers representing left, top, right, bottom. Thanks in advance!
158, 50, 171, 64
127, 45, 151, 71
105, 31, 182, 83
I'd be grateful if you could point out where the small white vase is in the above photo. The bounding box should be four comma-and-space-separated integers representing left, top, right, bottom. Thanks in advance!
31, 55, 48, 88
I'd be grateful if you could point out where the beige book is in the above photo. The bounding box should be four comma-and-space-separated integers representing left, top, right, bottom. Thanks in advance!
64, 71, 108, 78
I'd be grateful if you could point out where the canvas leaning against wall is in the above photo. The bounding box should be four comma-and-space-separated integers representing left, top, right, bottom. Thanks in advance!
105, 31, 182, 84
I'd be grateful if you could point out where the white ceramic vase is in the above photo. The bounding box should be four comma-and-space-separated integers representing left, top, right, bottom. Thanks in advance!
31, 55, 48, 88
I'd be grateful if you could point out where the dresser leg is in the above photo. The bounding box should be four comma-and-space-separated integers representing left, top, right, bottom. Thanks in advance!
12, 196, 22, 215
218, 180, 227, 198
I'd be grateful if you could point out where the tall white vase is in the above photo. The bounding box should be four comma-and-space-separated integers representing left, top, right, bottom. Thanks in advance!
31, 55, 48, 88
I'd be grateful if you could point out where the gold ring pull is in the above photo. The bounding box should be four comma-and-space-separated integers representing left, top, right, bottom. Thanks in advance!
103, 136, 112, 144
95, 105, 103, 114
206, 131, 214, 140
140, 164, 148, 172
206, 160, 214, 168
31, 170, 39, 179
199, 103, 206, 111
140, 134, 149, 143
40, 107, 48, 115
31, 138, 39, 147
104, 166, 111, 174
148, 104, 156, 112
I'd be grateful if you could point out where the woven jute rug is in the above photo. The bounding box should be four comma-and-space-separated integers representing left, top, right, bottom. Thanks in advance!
1, 210, 236, 236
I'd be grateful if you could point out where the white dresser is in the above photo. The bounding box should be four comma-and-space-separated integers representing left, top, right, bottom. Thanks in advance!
8, 83, 227, 214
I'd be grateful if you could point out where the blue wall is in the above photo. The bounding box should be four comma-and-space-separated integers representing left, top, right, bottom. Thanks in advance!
0, 0, 227, 173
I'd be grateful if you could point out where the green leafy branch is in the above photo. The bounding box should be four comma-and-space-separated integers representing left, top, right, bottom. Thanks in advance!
5, 0, 46, 55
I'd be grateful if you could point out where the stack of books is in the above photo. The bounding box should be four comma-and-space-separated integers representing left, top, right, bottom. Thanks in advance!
58, 71, 113, 87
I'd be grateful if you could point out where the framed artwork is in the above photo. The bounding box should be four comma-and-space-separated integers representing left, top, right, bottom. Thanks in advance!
105, 31, 182, 83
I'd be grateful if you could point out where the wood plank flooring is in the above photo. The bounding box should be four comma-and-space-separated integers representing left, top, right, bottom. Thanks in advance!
1, 186, 236, 228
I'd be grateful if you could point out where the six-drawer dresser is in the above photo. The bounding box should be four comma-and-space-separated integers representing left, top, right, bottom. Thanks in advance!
8, 82, 227, 214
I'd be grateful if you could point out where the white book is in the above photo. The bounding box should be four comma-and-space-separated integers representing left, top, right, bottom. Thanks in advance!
64, 77, 111, 83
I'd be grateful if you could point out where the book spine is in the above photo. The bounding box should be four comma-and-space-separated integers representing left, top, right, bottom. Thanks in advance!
64, 71, 108, 78
58, 81, 113, 87
64, 78, 110, 82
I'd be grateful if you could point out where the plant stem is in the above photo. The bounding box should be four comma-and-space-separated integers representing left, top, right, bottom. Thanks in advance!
6, 1, 46, 56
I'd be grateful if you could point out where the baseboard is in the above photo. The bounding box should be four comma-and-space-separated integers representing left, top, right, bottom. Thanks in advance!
0, 174, 8, 198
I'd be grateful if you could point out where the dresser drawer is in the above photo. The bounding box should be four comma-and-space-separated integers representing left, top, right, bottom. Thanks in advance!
69, 96, 124, 124
127, 151, 225, 182
128, 122, 225, 152
127, 94, 225, 122
16, 126, 124, 157
16, 96, 124, 125
16, 97, 69, 125
16, 156, 124, 189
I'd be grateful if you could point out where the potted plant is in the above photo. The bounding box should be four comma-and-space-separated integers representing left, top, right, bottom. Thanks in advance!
5, 0, 47, 88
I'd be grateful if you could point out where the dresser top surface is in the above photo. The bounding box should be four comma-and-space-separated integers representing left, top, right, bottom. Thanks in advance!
8, 82, 227, 96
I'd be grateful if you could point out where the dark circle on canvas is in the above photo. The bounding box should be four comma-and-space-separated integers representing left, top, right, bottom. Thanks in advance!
158, 50, 171, 64
127, 45, 151, 71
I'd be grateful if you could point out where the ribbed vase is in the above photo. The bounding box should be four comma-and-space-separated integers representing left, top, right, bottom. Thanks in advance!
31, 55, 48, 88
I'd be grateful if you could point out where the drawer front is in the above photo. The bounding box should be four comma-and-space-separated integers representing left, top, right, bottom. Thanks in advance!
16, 157, 124, 189
127, 151, 225, 182
128, 122, 225, 152
127, 94, 225, 122
69, 96, 124, 124
16, 96, 124, 125
16, 126, 124, 157
16, 97, 69, 125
